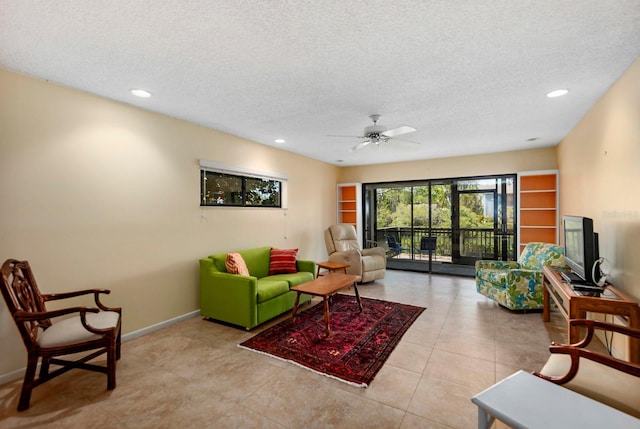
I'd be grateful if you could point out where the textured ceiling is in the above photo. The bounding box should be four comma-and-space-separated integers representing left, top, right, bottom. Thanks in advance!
1, 1, 639, 166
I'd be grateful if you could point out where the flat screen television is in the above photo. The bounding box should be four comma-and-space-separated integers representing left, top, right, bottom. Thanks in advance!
562, 215, 600, 285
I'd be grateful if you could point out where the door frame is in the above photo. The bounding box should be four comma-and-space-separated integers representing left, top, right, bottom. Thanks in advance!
362, 173, 517, 273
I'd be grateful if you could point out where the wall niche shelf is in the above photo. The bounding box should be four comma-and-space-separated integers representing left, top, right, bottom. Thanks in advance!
337, 183, 362, 240
518, 170, 559, 252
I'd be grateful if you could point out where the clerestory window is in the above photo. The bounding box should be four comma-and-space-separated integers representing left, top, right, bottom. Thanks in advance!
199, 161, 285, 208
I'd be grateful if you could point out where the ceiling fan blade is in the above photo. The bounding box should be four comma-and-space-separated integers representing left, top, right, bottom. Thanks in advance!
350, 140, 372, 152
382, 125, 416, 138
327, 134, 364, 138
389, 136, 421, 145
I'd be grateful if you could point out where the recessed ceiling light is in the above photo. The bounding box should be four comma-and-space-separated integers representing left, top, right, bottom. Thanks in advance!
546, 89, 568, 98
274, 139, 286, 144
130, 89, 152, 98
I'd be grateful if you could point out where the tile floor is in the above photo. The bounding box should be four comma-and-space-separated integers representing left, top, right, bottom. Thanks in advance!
0, 270, 573, 428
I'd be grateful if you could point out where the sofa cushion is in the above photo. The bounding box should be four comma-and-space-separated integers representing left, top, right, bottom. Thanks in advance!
266, 271, 314, 287
225, 252, 250, 275
256, 279, 290, 303
269, 248, 298, 275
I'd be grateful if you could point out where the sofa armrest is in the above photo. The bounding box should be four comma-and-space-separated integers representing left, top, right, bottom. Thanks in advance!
200, 260, 259, 328
507, 269, 544, 291
296, 259, 317, 277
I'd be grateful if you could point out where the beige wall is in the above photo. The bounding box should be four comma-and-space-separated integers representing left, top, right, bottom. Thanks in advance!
339, 147, 557, 183
558, 58, 640, 302
0, 69, 339, 377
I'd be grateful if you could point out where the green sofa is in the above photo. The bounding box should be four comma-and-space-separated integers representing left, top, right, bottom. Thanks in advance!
199, 246, 315, 329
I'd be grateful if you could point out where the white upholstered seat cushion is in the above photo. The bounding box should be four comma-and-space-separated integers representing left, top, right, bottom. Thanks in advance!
38, 311, 120, 348
540, 354, 640, 418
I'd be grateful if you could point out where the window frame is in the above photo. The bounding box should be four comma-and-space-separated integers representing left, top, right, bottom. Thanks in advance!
199, 160, 287, 209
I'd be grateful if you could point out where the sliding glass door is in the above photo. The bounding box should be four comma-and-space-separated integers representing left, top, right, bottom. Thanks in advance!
363, 175, 516, 276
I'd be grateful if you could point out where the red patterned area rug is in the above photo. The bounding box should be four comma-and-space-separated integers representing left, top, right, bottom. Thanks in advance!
238, 294, 425, 387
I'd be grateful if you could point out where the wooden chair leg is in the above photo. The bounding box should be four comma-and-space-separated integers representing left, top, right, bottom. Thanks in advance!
116, 330, 122, 360
39, 357, 51, 378
18, 355, 38, 411
107, 339, 117, 390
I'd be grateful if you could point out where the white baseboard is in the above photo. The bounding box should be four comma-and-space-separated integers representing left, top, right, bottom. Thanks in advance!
122, 310, 200, 342
0, 367, 27, 386
0, 309, 201, 385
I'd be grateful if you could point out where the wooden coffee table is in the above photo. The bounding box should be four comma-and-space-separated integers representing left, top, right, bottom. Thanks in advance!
291, 273, 362, 337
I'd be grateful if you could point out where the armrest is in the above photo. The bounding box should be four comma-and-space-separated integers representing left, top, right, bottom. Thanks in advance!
200, 258, 259, 328
364, 240, 379, 248
362, 246, 386, 258
505, 269, 543, 289
200, 272, 258, 308
534, 319, 640, 384
14, 306, 99, 322
569, 319, 640, 344
43, 289, 109, 301
296, 259, 316, 276
44, 289, 121, 313
201, 271, 258, 294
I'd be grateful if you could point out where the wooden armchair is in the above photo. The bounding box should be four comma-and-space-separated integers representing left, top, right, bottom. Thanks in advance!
0, 259, 122, 411
534, 319, 640, 418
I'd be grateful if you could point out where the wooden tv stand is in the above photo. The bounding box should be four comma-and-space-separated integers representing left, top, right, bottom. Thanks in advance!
542, 265, 640, 363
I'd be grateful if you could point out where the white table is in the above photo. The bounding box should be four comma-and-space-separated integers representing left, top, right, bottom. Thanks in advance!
471, 370, 639, 429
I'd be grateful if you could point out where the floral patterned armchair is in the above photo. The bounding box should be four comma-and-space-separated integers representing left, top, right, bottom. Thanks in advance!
475, 242, 566, 310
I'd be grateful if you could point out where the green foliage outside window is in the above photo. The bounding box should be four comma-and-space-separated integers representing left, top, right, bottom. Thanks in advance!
200, 170, 282, 208
375, 181, 510, 230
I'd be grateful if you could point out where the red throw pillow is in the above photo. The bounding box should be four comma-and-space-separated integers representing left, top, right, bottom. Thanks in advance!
225, 252, 250, 276
269, 248, 298, 275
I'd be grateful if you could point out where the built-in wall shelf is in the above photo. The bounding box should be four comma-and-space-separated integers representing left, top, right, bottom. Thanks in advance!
337, 183, 362, 239
518, 171, 559, 252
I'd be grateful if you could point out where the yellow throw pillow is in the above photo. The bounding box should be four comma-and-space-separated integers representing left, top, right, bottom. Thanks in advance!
225, 252, 250, 276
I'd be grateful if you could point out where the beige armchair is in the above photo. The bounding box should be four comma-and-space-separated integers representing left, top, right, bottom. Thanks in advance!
324, 224, 386, 283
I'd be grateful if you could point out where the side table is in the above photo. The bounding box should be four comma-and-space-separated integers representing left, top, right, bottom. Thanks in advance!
542, 265, 640, 363
316, 261, 350, 277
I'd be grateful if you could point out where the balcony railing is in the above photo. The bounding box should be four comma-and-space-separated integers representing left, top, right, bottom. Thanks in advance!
375, 226, 515, 262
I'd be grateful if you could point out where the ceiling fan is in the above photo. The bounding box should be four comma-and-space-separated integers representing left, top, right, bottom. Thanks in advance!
330, 114, 418, 151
